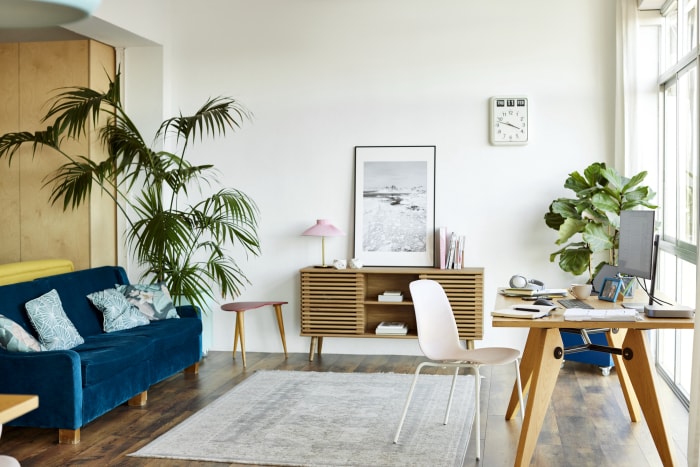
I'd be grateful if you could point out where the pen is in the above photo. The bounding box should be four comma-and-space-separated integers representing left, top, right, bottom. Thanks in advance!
514, 307, 538, 312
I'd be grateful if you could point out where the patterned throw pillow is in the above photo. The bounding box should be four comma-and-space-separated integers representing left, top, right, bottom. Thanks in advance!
0, 314, 43, 352
116, 283, 179, 321
25, 289, 84, 351
87, 288, 150, 333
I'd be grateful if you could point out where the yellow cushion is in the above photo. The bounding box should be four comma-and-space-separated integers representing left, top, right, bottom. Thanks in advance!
0, 259, 75, 286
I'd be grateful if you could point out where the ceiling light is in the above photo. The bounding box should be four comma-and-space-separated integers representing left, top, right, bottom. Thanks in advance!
0, 0, 102, 29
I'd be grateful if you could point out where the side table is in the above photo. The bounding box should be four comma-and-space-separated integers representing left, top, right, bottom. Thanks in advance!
220, 301, 289, 368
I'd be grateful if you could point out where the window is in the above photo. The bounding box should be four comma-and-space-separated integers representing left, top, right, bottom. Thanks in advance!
646, 0, 698, 407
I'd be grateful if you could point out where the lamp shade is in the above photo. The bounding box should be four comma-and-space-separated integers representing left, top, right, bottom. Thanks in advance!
0, 0, 102, 28
301, 219, 345, 237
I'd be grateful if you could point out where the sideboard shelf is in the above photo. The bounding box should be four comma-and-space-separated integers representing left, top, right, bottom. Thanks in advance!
300, 266, 484, 360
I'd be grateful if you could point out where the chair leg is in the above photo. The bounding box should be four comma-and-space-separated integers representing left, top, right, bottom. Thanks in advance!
444, 367, 460, 425
474, 366, 481, 461
515, 358, 525, 420
394, 362, 427, 444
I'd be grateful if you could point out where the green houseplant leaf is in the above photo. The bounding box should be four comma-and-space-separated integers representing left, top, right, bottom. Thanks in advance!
544, 162, 656, 282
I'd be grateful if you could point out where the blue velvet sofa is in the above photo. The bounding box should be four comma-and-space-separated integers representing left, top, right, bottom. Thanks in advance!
0, 265, 202, 443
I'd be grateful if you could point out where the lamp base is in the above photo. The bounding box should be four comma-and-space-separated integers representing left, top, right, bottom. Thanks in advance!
312, 264, 334, 268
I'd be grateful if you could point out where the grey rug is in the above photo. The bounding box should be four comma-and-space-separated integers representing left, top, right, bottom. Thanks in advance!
130, 370, 475, 466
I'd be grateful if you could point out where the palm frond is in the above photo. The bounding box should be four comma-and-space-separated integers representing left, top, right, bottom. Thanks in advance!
157, 97, 251, 145
0, 70, 261, 313
44, 157, 102, 210
0, 126, 64, 164
190, 188, 260, 255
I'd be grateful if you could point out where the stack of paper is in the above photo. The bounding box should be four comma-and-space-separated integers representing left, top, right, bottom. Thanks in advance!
378, 291, 403, 302
375, 322, 408, 335
564, 308, 639, 322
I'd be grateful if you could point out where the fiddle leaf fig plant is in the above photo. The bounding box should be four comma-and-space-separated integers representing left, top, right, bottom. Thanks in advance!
0, 72, 260, 313
544, 162, 656, 281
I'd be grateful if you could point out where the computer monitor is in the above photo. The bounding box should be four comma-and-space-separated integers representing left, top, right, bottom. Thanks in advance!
617, 210, 656, 279
617, 210, 658, 305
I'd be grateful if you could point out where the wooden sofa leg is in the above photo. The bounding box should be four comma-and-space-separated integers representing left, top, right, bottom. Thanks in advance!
59, 428, 80, 444
184, 362, 200, 375
128, 391, 148, 407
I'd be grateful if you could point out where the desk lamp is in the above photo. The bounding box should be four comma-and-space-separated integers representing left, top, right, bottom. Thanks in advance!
302, 219, 344, 268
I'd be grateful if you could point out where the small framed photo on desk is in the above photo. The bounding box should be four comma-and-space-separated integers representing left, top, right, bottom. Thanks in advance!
599, 277, 623, 302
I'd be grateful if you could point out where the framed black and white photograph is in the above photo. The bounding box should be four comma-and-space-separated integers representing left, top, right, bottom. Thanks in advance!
353, 146, 435, 267
598, 277, 623, 302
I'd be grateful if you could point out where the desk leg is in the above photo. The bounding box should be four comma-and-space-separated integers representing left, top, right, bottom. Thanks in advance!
622, 329, 676, 466
506, 329, 539, 419
514, 328, 563, 467
607, 329, 641, 422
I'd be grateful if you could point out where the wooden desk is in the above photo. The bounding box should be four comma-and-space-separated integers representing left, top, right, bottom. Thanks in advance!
493, 294, 693, 467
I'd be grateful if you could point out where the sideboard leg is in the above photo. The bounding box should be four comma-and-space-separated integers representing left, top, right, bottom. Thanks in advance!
309, 337, 317, 361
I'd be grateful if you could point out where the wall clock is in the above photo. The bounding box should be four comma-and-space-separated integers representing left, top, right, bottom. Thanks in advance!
490, 97, 528, 145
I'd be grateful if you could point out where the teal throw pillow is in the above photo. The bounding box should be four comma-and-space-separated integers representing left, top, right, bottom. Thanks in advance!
0, 314, 43, 352
25, 289, 84, 351
87, 288, 150, 332
116, 283, 179, 320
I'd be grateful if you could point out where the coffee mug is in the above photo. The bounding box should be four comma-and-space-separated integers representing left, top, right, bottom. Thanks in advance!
569, 283, 592, 300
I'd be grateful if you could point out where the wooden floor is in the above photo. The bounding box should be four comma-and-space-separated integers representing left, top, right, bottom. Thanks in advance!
0, 351, 689, 466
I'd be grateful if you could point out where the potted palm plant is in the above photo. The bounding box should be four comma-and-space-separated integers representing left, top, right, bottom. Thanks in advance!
0, 72, 260, 313
544, 162, 656, 282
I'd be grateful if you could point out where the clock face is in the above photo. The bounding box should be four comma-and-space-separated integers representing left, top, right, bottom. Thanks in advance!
491, 97, 528, 145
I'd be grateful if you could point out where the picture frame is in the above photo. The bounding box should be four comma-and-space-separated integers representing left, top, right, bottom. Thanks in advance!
598, 277, 623, 302
353, 146, 436, 267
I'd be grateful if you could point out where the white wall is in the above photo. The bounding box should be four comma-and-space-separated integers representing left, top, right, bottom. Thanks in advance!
93, 0, 617, 355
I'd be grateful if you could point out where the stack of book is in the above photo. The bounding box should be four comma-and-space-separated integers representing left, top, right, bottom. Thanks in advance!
375, 321, 408, 335
377, 290, 403, 302
436, 227, 466, 269
500, 287, 567, 297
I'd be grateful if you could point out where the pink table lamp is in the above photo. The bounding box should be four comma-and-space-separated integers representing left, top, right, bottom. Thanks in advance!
302, 219, 345, 267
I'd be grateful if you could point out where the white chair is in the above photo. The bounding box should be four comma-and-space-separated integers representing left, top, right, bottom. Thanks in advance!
393, 279, 524, 461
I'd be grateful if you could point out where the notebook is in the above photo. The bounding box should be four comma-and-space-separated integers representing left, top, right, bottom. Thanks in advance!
491, 304, 554, 319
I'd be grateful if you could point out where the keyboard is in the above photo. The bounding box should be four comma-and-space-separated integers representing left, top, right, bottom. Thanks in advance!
558, 298, 594, 309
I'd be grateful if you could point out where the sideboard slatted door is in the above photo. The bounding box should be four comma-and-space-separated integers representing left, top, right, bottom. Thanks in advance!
421, 271, 483, 341
300, 270, 364, 335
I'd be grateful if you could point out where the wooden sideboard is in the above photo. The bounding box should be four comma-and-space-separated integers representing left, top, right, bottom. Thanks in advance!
300, 267, 484, 359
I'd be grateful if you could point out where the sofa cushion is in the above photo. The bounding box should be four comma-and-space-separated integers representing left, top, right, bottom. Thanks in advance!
25, 289, 84, 351
116, 283, 179, 320
0, 314, 43, 352
75, 334, 154, 387
87, 288, 150, 332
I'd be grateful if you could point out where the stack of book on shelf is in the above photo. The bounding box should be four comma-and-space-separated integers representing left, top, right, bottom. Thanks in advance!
436, 227, 466, 269
378, 290, 403, 302
375, 321, 408, 335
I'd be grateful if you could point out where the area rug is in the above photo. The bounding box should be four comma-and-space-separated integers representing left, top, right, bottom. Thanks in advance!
130, 370, 475, 466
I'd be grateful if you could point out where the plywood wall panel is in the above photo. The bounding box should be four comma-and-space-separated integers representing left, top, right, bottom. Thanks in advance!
0, 40, 117, 270
19, 41, 90, 269
88, 40, 117, 267
0, 43, 20, 263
